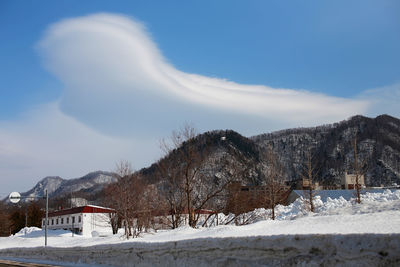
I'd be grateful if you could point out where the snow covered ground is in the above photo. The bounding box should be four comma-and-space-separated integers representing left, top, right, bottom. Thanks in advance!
1, 190, 399, 266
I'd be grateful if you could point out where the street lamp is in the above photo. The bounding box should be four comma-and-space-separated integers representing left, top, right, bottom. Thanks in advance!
9, 190, 49, 247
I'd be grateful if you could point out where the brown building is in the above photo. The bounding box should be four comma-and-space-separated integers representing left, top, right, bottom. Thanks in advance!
226, 182, 290, 214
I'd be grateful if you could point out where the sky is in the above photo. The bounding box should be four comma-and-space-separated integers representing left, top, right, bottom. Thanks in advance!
0, 0, 399, 197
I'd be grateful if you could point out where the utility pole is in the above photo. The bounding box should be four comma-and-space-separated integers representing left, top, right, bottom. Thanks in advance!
45, 190, 48, 247
25, 206, 27, 236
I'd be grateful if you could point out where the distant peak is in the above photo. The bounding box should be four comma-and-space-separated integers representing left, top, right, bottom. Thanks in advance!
376, 114, 399, 121
347, 114, 367, 121
39, 176, 64, 183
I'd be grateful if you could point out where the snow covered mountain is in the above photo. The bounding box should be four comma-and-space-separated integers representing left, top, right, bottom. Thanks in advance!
20, 171, 116, 202
140, 114, 400, 188
253, 114, 400, 186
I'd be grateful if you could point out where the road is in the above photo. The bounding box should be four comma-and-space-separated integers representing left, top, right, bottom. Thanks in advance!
0, 259, 60, 267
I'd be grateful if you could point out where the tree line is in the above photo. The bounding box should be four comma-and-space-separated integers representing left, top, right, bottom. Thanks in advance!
0, 200, 44, 236
0, 125, 367, 237
103, 125, 291, 238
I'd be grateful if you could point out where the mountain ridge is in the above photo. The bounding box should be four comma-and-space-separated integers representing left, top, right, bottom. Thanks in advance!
15, 171, 116, 203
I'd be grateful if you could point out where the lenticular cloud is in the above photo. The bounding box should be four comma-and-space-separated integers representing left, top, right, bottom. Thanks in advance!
38, 13, 368, 134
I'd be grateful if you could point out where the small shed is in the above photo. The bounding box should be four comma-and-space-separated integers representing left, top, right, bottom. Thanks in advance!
341, 172, 365, 189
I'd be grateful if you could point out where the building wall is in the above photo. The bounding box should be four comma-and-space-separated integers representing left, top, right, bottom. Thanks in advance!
342, 173, 365, 189
81, 212, 112, 236
42, 212, 112, 236
42, 213, 83, 233
226, 182, 291, 214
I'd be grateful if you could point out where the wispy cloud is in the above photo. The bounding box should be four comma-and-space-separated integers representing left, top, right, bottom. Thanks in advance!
38, 13, 368, 134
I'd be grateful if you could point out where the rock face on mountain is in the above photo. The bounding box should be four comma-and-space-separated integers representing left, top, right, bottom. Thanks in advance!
21, 171, 116, 202
252, 114, 400, 187
139, 129, 261, 185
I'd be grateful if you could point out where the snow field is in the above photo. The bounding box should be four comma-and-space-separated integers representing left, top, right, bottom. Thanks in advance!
0, 190, 399, 266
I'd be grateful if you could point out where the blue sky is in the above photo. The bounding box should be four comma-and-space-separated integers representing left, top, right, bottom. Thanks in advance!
1, 0, 399, 119
0, 0, 399, 195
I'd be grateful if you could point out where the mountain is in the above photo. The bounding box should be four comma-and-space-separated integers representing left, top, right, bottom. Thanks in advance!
252, 114, 400, 187
19, 171, 117, 202
139, 114, 400, 188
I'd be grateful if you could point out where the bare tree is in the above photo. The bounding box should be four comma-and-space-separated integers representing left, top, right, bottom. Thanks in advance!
105, 161, 148, 238
156, 149, 187, 229
301, 150, 319, 212
261, 146, 288, 220
27, 201, 45, 228
107, 211, 119, 235
0, 201, 11, 236
158, 124, 209, 228
9, 207, 25, 235
168, 124, 201, 227
157, 125, 245, 228
135, 184, 165, 232
189, 154, 240, 227
351, 135, 368, 204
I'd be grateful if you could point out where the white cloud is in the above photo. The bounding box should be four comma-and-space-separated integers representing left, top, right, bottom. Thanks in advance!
37, 13, 369, 136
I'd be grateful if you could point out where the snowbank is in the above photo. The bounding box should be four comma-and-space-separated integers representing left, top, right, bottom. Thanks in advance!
14, 227, 42, 236
204, 188, 400, 225
1, 234, 399, 266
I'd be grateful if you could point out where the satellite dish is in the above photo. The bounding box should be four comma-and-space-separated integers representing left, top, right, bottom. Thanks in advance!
9, 191, 21, 204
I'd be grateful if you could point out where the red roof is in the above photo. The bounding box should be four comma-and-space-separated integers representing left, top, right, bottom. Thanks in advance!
48, 205, 115, 217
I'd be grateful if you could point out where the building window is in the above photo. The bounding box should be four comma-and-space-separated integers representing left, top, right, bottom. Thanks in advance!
72, 216, 75, 224
51, 219, 54, 225
67, 217, 69, 224
61, 218, 64, 224
56, 218, 59, 225
78, 216, 81, 223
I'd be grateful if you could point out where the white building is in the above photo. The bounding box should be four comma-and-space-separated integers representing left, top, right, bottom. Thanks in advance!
42, 205, 115, 236
341, 172, 365, 189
